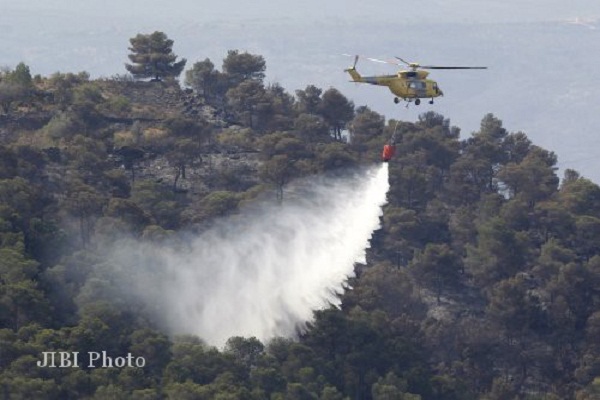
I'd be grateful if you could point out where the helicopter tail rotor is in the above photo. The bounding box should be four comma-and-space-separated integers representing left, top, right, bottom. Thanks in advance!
342, 55, 364, 82
342, 54, 360, 70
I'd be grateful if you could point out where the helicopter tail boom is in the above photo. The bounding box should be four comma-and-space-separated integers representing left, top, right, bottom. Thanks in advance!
344, 54, 365, 82
345, 67, 363, 82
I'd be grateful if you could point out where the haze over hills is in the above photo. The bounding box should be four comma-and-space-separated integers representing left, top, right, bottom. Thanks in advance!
2, 0, 600, 180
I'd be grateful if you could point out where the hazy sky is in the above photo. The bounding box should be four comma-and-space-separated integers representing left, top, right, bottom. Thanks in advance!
2, 0, 600, 181
3, 0, 599, 23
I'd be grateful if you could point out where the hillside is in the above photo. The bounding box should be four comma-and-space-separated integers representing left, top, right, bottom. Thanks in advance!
1, 55, 600, 399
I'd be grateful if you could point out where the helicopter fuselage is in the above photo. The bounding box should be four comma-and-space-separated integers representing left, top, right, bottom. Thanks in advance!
344, 55, 485, 105
345, 67, 443, 104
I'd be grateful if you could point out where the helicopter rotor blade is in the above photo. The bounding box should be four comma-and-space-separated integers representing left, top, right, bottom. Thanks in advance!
366, 57, 402, 65
394, 56, 412, 66
421, 66, 488, 70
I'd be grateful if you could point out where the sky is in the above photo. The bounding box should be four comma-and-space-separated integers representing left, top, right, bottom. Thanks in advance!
2, 0, 600, 181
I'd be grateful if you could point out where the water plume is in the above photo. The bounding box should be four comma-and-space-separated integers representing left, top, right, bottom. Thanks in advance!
113, 163, 389, 346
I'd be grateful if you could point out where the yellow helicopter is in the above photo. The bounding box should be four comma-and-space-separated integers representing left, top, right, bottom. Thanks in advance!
344, 55, 487, 106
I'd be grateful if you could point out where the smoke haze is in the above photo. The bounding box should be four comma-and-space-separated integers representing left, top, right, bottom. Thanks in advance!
109, 164, 389, 346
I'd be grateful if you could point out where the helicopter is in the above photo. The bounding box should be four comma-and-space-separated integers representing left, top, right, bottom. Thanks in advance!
344, 55, 487, 106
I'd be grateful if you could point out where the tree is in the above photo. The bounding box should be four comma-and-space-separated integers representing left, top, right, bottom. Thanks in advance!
293, 113, 330, 144
260, 155, 297, 202
487, 275, 542, 336
224, 336, 264, 369
185, 58, 217, 95
464, 216, 527, 288
129, 328, 172, 376
199, 191, 240, 218
125, 31, 186, 81
0, 62, 33, 114
410, 243, 462, 303
130, 180, 182, 229
318, 88, 354, 141
4, 62, 33, 87
46, 71, 90, 107
63, 181, 105, 247
263, 83, 296, 131
497, 146, 559, 206
222, 50, 266, 86
372, 372, 421, 400
348, 106, 385, 157
344, 262, 426, 319
315, 142, 358, 171
0, 280, 51, 329
295, 85, 322, 115
0, 82, 28, 114
226, 80, 270, 129
451, 114, 509, 200
167, 138, 201, 191
559, 175, 600, 216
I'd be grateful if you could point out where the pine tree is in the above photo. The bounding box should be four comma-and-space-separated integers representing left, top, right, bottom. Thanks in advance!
125, 31, 186, 81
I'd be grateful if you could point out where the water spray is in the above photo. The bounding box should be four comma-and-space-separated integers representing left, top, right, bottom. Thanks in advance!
112, 163, 390, 346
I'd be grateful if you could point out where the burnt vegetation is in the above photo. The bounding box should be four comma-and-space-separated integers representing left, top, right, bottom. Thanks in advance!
1, 31, 600, 399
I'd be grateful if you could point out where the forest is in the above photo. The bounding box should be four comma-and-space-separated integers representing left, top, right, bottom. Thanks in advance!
1, 31, 600, 399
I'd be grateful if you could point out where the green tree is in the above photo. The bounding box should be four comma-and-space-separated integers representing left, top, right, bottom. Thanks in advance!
199, 191, 240, 218
344, 262, 426, 319
226, 80, 269, 129
0, 280, 51, 329
559, 175, 600, 216
0, 247, 39, 284
497, 146, 559, 206
0, 62, 33, 114
166, 138, 201, 191
315, 142, 358, 171
487, 275, 543, 336
295, 85, 322, 115
372, 372, 421, 400
263, 83, 296, 131
410, 243, 462, 303
260, 155, 297, 202
185, 58, 217, 96
0, 82, 28, 114
224, 336, 265, 370
130, 180, 182, 229
222, 50, 266, 86
47, 71, 90, 107
464, 216, 528, 288
0, 376, 60, 399
320, 385, 347, 400
318, 88, 354, 141
348, 106, 385, 158
449, 114, 510, 203
125, 31, 186, 81
129, 328, 172, 377
293, 113, 330, 145
5, 62, 33, 87
63, 181, 105, 247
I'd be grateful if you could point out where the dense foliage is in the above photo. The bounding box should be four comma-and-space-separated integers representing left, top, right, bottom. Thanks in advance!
1, 35, 600, 399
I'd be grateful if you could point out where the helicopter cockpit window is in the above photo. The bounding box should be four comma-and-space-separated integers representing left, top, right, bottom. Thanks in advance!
408, 81, 425, 90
